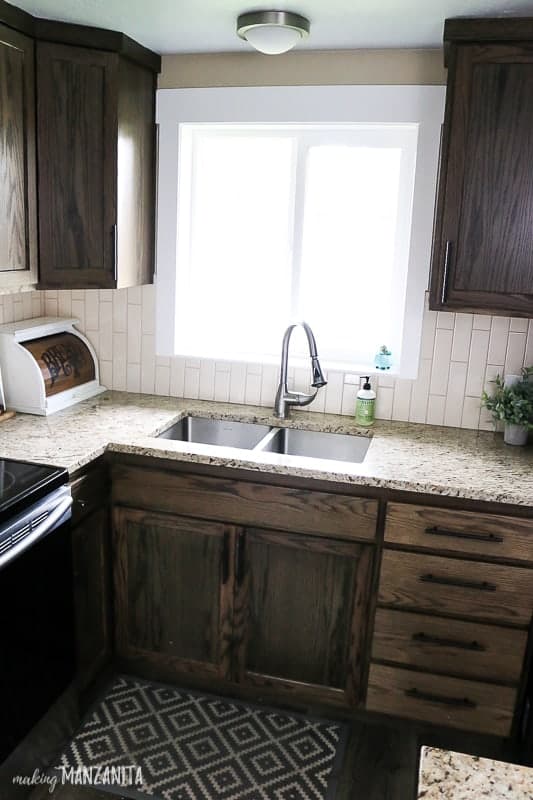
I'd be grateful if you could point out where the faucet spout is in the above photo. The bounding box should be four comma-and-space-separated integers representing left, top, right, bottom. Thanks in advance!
274, 322, 328, 419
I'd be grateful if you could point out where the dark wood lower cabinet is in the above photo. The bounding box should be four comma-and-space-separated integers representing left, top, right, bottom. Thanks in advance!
234, 528, 373, 707
112, 506, 374, 708
71, 507, 112, 688
113, 508, 235, 682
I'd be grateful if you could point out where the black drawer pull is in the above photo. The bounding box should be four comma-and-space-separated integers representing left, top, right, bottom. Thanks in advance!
405, 687, 477, 709
420, 573, 497, 592
221, 531, 230, 585
236, 531, 246, 586
425, 526, 503, 544
412, 632, 485, 652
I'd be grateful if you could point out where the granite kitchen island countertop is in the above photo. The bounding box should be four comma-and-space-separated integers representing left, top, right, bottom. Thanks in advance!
1, 390, 532, 506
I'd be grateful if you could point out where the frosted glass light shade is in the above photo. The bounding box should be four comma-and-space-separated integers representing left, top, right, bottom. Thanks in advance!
237, 11, 310, 55
244, 25, 302, 55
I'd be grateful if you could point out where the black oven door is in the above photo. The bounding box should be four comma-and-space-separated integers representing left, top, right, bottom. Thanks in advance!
0, 490, 76, 764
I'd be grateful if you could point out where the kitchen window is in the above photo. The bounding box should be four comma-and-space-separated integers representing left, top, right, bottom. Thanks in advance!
156, 86, 445, 378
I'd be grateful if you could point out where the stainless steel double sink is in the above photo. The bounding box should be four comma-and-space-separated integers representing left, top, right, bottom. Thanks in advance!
158, 415, 370, 464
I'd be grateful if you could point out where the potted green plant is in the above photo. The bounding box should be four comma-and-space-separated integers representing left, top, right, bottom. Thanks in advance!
482, 367, 533, 445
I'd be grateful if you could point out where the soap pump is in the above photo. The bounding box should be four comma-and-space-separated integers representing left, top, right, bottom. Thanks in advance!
355, 376, 376, 427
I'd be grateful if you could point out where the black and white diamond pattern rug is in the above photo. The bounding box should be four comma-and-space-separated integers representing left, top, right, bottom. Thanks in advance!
54, 675, 348, 800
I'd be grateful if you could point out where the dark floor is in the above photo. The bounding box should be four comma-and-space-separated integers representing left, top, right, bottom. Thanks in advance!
27, 717, 420, 800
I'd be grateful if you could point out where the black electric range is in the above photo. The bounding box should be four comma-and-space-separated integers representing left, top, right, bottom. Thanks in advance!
0, 457, 68, 527
0, 457, 75, 770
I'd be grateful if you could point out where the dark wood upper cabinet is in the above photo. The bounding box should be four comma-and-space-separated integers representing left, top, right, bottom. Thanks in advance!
429, 20, 533, 317
0, 23, 37, 288
36, 41, 156, 289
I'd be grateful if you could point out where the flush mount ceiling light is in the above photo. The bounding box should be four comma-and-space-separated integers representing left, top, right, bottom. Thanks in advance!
237, 10, 310, 55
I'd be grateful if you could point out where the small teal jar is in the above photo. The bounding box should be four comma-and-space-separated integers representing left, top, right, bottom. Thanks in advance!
374, 345, 392, 370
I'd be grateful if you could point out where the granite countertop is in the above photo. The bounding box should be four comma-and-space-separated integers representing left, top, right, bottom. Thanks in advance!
418, 747, 533, 799
1, 390, 532, 506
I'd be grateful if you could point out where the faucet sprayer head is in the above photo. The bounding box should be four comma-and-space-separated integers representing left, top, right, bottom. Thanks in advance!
311, 356, 327, 388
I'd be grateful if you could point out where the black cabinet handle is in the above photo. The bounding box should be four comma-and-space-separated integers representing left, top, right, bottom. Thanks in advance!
425, 526, 503, 544
405, 687, 477, 709
412, 632, 485, 652
236, 531, 246, 586
221, 531, 230, 585
441, 240, 452, 304
419, 573, 496, 592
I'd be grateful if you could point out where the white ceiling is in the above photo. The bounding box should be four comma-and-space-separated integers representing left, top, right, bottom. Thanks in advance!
9, 0, 533, 54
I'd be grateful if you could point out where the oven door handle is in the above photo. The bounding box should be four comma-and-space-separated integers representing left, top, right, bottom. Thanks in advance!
0, 496, 73, 570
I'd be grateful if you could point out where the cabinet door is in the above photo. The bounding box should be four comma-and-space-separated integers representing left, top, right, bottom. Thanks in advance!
36, 42, 118, 289
113, 508, 234, 682
234, 528, 374, 707
72, 507, 112, 688
430, 44, 533, 316
0, 24, 37, 288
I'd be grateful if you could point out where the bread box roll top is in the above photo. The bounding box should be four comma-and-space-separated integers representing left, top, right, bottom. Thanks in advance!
0, 317, 105, 415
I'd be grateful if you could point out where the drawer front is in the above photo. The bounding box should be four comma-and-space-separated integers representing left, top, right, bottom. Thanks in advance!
366, 664, 516, 736
372, 608, 527, 684
379, 550, 533, 626
112, 465, 378, 541
385, 503, 533, 564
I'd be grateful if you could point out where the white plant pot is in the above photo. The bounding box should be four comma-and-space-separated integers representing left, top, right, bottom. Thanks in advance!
503, 423, 529, 446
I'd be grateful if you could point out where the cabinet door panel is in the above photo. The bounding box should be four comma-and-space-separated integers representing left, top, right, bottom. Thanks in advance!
235, 528, 373, 707
37, 42, 117, 288
72, 507, 112, 688
430, 44, 533, 315
114, 508, 233, 681
0, 24, 37, 286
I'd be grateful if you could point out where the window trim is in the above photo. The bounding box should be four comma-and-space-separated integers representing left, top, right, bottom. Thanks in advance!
156, 84, 445, 378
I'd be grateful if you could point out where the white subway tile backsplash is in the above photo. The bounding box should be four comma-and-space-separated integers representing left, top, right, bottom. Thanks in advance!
429, 328, 453, 395
155, 364, 170, 396
183, 367, 200, 399
375, 385, 393, 420
28, 284, 532, 433
461, 396, 481, 430
392, 379, 412, 422
245, 367, 262, 405
324, 372, 344, 415
170, 357, 186, 397
214, 368, 231, 403
126, 363, 141, 393
112, 332, 127, 391
426, 394, 446, 426
451, 314, 473, 362
465, 329, 490, 397
444, 361, 467, 427
436, 311, 455, 330
408, 358, 431, 424
199, 360, 216, 400
510, 317, 528, 333
505, 331, 527, 375
488, 317, 510, 364
229, 363, 246, 404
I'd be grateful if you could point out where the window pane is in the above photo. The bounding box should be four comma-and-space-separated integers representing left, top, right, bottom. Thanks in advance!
298, 145, 402, 364
176, 133, 294, 359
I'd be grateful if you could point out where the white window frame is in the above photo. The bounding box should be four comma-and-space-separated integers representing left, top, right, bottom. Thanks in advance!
156, 85, 445, 378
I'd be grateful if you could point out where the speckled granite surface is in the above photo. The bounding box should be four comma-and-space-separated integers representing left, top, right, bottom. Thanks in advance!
0, 391, 532, 506
418, 747, 533, 798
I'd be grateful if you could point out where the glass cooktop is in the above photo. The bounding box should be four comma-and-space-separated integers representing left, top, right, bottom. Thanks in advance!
0, 458, 68, 525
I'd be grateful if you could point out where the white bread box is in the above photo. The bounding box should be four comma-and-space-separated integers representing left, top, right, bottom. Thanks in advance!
0, 317, 106, 415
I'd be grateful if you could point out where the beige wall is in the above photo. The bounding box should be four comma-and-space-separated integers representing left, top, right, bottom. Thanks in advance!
158, 48, 446, 89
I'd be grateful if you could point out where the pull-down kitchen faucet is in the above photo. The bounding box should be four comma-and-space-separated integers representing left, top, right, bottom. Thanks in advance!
274, 322, 327, 419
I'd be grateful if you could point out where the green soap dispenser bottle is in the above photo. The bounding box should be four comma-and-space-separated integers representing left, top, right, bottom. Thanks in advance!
355, 376, 376, 426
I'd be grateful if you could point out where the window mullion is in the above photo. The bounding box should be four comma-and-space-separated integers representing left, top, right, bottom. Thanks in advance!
289, 138, 309, 320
